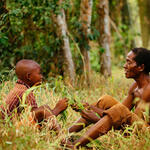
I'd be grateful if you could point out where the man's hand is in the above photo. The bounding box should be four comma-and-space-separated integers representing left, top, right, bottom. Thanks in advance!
80, 109, 100, 123
70, 102, 90, 112
61, 138, 75, 149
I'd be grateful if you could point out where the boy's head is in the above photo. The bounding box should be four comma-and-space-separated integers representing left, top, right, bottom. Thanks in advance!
15, 59, 43, 86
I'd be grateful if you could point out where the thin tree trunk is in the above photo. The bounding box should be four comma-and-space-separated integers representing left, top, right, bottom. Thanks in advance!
0, 0, 8, 14
121, 0, 131, 27
122, 0, 136, 49
138, 0, 150, 48
55, 1, 75, 84
109, 0, 122, 26
79, 0, 93, 84
97, 0, 111, 76
127, 0, 142, 47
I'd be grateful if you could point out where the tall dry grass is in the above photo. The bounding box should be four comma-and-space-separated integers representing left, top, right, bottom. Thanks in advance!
0, 68, 150, 150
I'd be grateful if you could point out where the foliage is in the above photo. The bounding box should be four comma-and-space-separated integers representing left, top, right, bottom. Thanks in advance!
66, 0, 100, 74
0, 0, 70, 81
111, 23, 137, 67
0, 0, 139, 80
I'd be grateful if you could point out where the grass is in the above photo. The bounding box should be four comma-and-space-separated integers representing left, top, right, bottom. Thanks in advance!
0, 67, 150, 150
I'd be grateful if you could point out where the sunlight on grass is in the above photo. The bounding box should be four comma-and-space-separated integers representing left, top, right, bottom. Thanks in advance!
0, 68, 150, 150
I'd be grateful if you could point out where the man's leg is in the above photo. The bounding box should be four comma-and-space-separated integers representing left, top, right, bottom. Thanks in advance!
69, 95, 119, 133
96, 95, 119, 110
73, 115, 112, 147
69, 117, 91, 133
70, 103, 134, 148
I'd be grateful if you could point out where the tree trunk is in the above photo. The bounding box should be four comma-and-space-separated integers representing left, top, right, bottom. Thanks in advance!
121, 0, 130, 27
55, 1, 75, 84
79, 0, 93, 84
122, 0, 136, 49
0, 0, 7, 14
138, 0, 150, 48
109, 0, 122, 26
127, 0, 142, 47
97, 0, 111, 76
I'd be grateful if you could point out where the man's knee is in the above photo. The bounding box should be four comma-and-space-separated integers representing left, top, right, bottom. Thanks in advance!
92, 95, 119, 110
104, 103, 132, 128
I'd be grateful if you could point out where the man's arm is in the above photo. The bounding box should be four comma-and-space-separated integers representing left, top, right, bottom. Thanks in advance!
141, 84, 150, 102
122, 82, 137, 110
79, 105, 104, 123
69, 103, 101, 133
80, 109, 101, 123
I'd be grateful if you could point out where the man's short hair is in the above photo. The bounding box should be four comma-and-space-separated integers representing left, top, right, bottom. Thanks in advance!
132, 48, 150, 74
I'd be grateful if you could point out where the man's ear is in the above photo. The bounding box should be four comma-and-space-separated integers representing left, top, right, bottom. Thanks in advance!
138, 64, 144, 72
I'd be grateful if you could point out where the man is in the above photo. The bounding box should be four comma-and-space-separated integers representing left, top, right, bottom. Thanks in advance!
66, 48, 150, 148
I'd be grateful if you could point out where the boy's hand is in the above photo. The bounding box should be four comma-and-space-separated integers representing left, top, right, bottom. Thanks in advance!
55, 98, 68, 112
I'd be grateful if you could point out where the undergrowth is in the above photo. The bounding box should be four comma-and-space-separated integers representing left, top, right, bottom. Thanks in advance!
0, 68, 150, 150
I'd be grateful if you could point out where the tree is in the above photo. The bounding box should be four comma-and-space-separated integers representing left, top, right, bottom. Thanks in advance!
97, 0, 111, 76
0, 0, 8, 14
127, 0, 142, 47
79, 0, 93, 84
138, 0, 150, 48
54, 0, 76, 84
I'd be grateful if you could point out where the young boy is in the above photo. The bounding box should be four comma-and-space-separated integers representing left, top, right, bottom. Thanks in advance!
0, 59, 68, 131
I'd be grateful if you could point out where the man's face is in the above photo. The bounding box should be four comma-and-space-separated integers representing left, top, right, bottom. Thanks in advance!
29, 66, 43, 86
124, 51, 140, 78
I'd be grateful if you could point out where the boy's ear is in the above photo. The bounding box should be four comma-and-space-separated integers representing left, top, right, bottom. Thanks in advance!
138, 64, 144, 72
26, 73, 31, 81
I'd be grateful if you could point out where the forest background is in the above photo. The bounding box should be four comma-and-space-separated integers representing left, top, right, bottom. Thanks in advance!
1, 0, 150, 84
1, 0, 150, 149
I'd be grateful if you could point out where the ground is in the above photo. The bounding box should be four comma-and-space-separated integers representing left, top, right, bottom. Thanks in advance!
0, 67, 150, 150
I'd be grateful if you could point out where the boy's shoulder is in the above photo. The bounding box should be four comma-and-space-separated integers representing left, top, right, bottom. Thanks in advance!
5, 81, 29, 103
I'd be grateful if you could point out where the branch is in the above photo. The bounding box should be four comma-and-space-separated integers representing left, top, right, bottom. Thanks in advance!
109, 17, 123, 40
67, 31, 87, 81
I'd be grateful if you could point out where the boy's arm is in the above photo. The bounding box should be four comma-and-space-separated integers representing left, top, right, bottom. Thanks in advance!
52, 98, 68, 116
27, 92, 38, 110
6, 96, 20, 116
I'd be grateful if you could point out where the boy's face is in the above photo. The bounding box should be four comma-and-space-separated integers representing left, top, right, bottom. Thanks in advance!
29, 66, 43, 86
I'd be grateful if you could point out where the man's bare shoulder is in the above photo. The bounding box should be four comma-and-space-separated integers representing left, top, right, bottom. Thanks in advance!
128, 82, 137, 95
142, 83, 150, 102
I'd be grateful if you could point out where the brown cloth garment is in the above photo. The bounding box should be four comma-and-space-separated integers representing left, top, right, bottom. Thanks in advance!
0, 79, 38, 118
93, 95, 147, 129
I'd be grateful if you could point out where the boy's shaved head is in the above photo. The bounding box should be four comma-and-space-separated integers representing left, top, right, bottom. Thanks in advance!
15, 59, 40, 80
